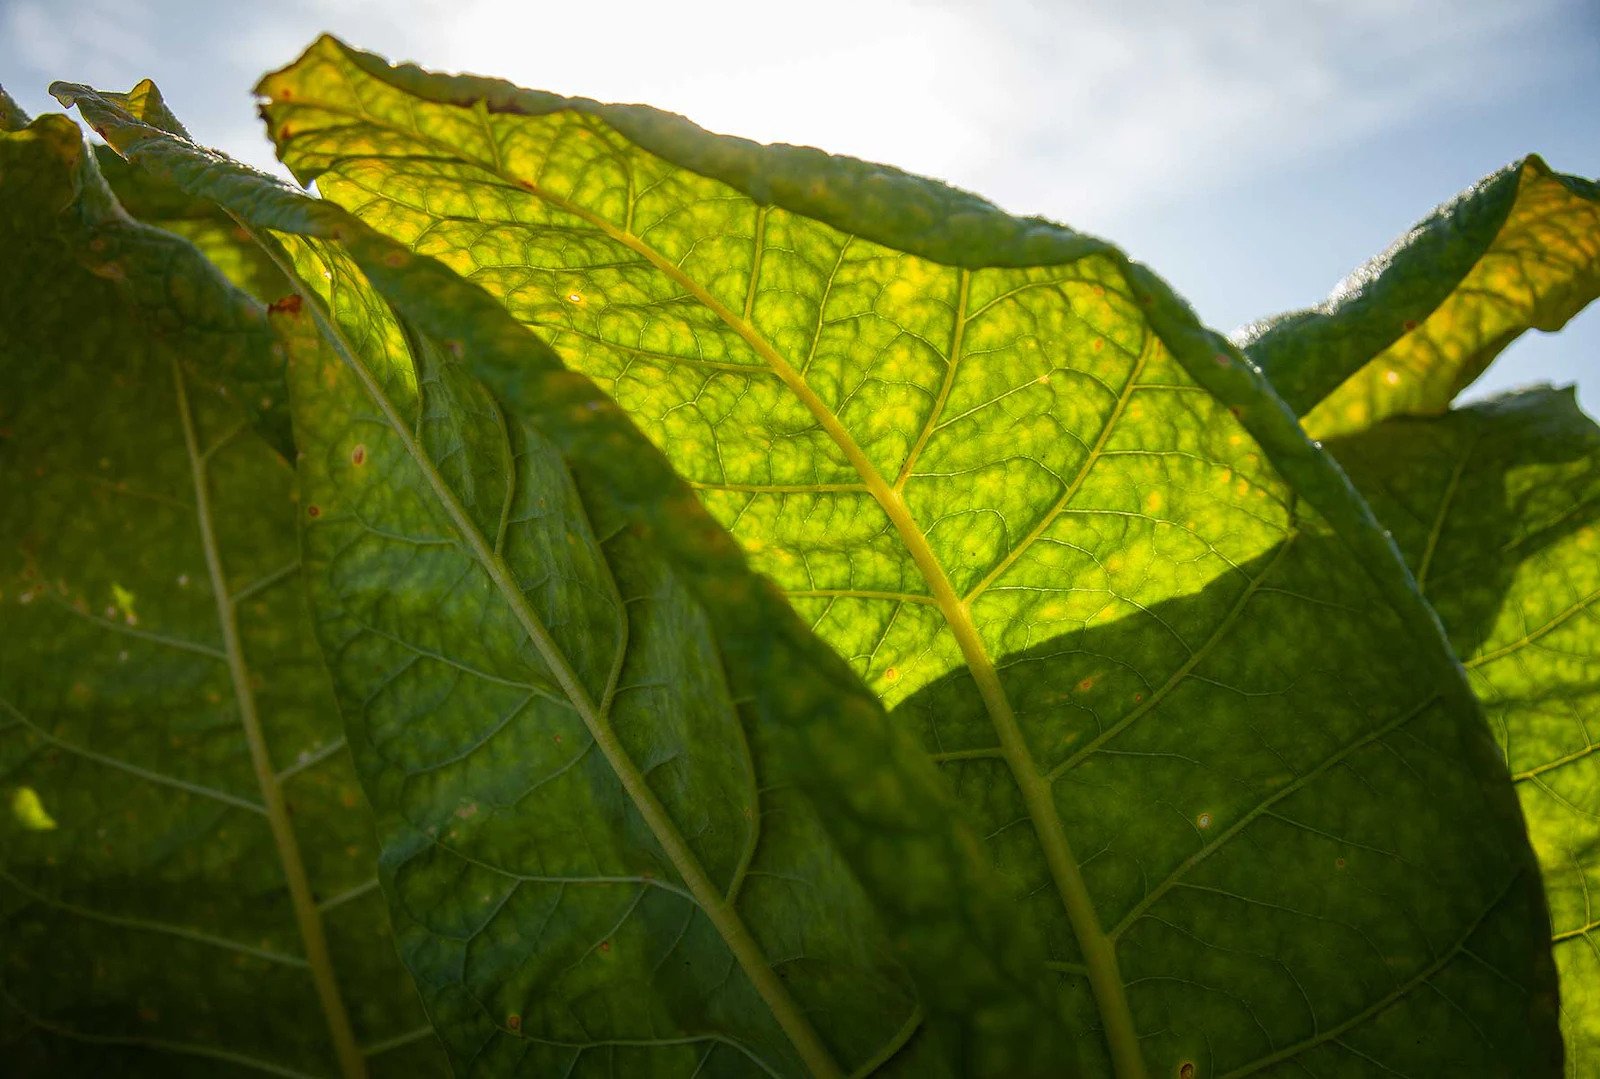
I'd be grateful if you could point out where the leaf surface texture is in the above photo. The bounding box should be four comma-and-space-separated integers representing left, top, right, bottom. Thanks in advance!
55, 80, 1071, 1077
0, 110, 443, 1078
1331, 387, 1600, 1077
1239, 157, 1600, 438
247, 38, 1563, 1076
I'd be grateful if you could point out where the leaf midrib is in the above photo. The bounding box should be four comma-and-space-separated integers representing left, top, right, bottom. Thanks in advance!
286, 101, 1149, 1077
172, 357, 366, 1079
262, 235, 843, 1079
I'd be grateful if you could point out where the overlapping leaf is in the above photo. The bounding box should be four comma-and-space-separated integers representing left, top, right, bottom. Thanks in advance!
55, 82, 1073, 1076
248, 37, 1561, 1076
1238, 156, 1600, 438
76, 81, 292, 304
1329, 387, 1600, 1077
0, 110, 443, 1077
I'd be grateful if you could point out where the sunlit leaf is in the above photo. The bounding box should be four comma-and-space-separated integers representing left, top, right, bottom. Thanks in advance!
1330, 386, 1600, 1078
1239, 157, 1600, 438
56, 82, 1071, 1076
246, 37, 1561, 1075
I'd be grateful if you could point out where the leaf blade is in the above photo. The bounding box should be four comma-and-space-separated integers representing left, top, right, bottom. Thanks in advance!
57, 79, 1073, 1075
1239, 157, 1600, 437
0, 110, 443, 1078
1330, 386, 1600, 1077
255, 37, 1560, 1075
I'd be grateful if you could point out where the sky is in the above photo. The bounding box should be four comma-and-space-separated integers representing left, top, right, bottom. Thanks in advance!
3, 0, 1596, 413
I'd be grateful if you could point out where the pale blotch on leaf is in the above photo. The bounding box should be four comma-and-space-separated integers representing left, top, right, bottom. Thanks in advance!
110, 582, 137, 625
12, 786, 57, 831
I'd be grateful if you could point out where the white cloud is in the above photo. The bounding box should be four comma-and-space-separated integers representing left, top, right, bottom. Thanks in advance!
251, 0, 1581, 232
4, 0, 1585, 225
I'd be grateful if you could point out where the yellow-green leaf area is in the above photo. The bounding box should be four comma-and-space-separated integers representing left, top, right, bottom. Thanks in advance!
1243, 157, 1600, 438
256, 37, 1561, 1077
57, 78, 1076, 1076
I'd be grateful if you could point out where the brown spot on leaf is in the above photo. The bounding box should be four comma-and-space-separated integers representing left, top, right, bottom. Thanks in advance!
306, 505, 321, 518
351, 443, 367, 466
1179, 1064, 1196, 1079
506, 1013, 521, 1033
599, 940, 611, 953
268, 294, 303, 315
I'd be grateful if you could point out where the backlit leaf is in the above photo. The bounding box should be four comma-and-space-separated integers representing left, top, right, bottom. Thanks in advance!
1330, 387, 1600, 1078
250, 37, 1561, 1076
1239, 157, 1600, 438
57, 82, 1070, 1076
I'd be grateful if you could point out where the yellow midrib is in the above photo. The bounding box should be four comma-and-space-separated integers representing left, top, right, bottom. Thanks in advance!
322, 115, 1151, 1077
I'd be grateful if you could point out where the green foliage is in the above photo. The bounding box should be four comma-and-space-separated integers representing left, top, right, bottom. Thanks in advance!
1, 37, 1595, 1078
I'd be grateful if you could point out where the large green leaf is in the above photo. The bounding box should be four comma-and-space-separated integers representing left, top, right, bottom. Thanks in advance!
56, 82, 1073, 1076
1329, 387, 1600, 1077
1238, 157, 1600, 439
250, 37, 1560, 1076
0, 112, 444, 1077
